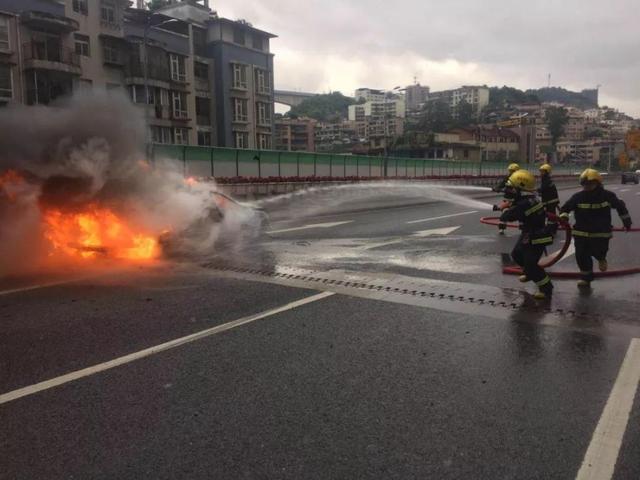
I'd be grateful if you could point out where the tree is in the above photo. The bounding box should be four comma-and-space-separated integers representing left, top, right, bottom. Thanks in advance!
545, 106, 569, 162
286, 92, 356, 122
416, 99, 453, 133
146, 0, 170, 11
454, 100, 474, 128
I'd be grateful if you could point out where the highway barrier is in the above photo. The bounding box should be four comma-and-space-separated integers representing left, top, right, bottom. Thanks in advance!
149, 144, 586, 180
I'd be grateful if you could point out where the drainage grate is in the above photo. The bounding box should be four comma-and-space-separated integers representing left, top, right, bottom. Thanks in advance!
202, 262, 600, 321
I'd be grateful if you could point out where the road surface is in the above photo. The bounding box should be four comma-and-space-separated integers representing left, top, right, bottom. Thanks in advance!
2, 182, 640, 479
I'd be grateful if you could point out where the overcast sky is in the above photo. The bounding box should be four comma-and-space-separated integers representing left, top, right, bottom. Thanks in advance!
220, 0, 639, 117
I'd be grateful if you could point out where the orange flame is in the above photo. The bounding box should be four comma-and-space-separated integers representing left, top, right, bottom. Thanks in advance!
42, 205, 159, 261
0, 170, 24, 202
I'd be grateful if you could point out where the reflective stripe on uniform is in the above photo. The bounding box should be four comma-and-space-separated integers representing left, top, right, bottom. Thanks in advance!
573, 230, 613, 238
576, 202, 611, 209
544, 198, 560, 205
620, 214, 631, 220
536, 276, 551, 287
525, 203, 544, 216
531, 236, 553, 245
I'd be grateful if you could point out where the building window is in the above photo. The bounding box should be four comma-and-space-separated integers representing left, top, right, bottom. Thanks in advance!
234, 131, 249, 149
103, 44, 120, 64
233, 27, 245, 45
233, 98, 248, 122
151, 126, 172, 144
74, 33, 90, 57
197, 131, 212, 146
169, 54, 186, 82
194, 61, 208, 81
252, 34, 263, 51
72, 0, 88, 15
172, 91, 188, 119
174, 128, 188, 145
0, 17, 9, 51
195, 96, 210, 125
255, 69, 270, 94
232, 63, 247, 89
256, 102, 271, 126
100, 1, 116, 24
160, 88, 169, 106
257, 133, 271, 150
0, 64, 12, 99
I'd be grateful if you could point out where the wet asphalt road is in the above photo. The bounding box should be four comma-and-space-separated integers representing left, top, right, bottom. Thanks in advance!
2, 182, 640, 479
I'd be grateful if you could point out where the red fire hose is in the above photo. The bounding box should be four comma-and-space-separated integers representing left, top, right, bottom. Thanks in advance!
480, 216, 640, 278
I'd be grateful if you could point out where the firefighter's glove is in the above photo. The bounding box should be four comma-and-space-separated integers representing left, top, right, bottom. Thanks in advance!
623, 218, 632, 231
492, 204, 500, 212
558, 212, 570, 225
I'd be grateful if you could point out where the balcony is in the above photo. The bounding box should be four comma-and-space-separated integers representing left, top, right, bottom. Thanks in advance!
125, 61, 170, 83
22, 43, 81, 76
21, 11, 79, 33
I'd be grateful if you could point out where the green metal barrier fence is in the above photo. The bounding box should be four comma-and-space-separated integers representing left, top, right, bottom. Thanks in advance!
149, 144, 582, 179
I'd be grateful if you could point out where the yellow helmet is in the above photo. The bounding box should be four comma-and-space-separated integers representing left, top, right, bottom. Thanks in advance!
539, 163, 552, 173
508, 163, 520, 173
580, 168, 602, 185
507, 170, 536, 192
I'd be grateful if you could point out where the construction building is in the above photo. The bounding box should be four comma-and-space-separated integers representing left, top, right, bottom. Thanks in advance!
428, 85, 490, 116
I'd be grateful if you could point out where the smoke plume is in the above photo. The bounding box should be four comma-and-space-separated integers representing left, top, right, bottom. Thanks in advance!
0, 92, 228, 275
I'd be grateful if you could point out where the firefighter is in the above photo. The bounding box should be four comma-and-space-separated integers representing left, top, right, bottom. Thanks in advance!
500, 170, 554, 300
538, 164, 559, 214
559, 168, 632, 288
492, 163, 520, 234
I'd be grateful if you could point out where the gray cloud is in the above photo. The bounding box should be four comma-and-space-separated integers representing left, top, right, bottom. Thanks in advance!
221, 0, 639, 116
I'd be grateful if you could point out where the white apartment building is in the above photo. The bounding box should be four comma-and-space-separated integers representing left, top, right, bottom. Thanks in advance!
354, 88, 386, 103
348, 98, 405, 150
428, 85, 490, 115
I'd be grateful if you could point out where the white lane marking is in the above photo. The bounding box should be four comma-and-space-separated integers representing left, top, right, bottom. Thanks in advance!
0, 278, 87, 297
619, 189, 629, 193
0, 291, 335, 405
412, 226, 462, 237
575, 338, 640, 480
407, 210, 479, 224
267, 221, 353, 234
543, 243, 576, 265
360, 226, 461, 250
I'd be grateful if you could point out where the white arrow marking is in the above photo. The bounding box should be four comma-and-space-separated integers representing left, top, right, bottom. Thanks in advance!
407, 210, 478, 225
411, 226, 462, 237
267, 221, 353, 234
361, 226, 461, 250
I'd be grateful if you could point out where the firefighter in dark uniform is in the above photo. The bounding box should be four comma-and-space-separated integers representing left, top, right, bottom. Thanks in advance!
500, 170, 555, 300
538, 164, 559, 214
492, 163, 520, 234
559, 168, 632, 288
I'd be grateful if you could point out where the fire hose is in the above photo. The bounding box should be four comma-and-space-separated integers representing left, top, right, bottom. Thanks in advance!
480, 216, 640, 278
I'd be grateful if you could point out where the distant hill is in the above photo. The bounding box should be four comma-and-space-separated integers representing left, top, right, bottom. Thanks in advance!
487, 86, 540, 109
286, 92, 357, 122
525, 87, 599, 109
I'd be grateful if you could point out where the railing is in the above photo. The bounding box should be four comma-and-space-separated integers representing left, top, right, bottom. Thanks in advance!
22, 42, 80, 67
149, 144, 592, 180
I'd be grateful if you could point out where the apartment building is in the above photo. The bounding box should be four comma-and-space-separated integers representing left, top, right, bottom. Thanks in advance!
274, 117, 316, 152
315, 120, 359, 153
348, 98, 405, 150
428, 85, 490, 116
0, 0, 276, 149
405, 83, 429, 112
354, 88, 386, 103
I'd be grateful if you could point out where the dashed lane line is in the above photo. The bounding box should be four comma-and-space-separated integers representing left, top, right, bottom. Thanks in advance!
0, 277, 90, 296
619, 189, 630, 193
576, 338, 640, 480
407, 210, 479, 224
0, 291, 335, 405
